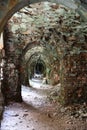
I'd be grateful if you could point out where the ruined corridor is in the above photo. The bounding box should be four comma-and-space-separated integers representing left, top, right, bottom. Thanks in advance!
0, 0, 87, 130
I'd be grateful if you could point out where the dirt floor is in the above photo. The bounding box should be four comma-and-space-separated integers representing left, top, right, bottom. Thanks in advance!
1, 80, 87, 130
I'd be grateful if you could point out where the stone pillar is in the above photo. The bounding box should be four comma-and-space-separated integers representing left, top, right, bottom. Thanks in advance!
2, 25, 22, 103
0, 81, 4, 120
60, 52, 87, 105
0, 60, 4, 120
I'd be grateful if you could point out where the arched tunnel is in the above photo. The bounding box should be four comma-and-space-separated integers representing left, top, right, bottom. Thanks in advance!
0, 0, 87, 129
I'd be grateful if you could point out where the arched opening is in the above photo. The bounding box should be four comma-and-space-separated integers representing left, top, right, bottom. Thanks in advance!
1, 2, 87, 105
1, 1, 87, 130
28, 58, 47, 88
35, 60, 45, 75
30, 59, 46, 77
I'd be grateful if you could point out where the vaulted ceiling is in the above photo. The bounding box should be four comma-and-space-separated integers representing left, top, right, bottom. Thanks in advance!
0, 0, 87, 33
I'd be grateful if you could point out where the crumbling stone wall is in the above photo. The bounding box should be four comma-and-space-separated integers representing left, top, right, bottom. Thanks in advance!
3, 25, 22, 103
3, 3, 87, 105
0, 81, 4, 120
0, 53, 4, 120
61, 52, 87, 105
0, 0, 87, 34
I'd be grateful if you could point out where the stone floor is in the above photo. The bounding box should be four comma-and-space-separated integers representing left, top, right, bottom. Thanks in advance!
1, 80, 87, 130
1, 81, 59, 130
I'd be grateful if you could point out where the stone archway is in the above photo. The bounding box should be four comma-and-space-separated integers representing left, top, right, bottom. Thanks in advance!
1, 0, 86, 106
0, 0, 87, 34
